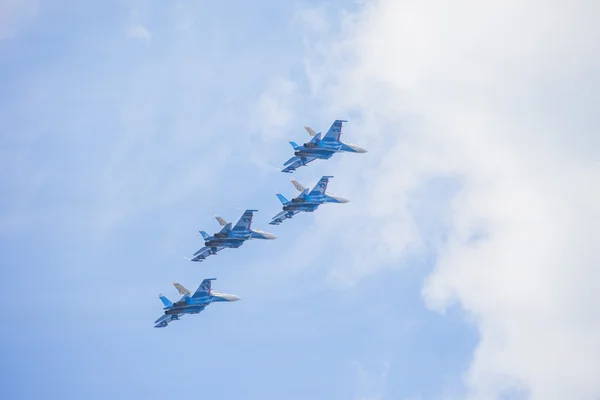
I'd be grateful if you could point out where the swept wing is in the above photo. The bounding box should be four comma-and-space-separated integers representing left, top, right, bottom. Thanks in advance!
233, 210, 256, 231
309, 176, 333, 196
192, 278, 216, 299
322, 120, 347, 142
282, 156, 317, 173
154, 313, 183, 328
191, 246, 224, 262
269, 210, 300, 225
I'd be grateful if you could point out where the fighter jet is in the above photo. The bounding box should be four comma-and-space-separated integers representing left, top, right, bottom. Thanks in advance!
191, 209, 277, 262
269, 176, 349, 225
281, 119, 367, 173
154, 279, 240, 328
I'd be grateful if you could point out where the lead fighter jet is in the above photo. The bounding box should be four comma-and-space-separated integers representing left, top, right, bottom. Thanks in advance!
191, 209, 277, 262
154, 279, 240, 328
281, 119, 367, 173
269, 176, 349, 225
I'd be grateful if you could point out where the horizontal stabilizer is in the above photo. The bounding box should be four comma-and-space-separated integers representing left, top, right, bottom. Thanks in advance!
199, 231, 210, 240
289, 141, 301, 150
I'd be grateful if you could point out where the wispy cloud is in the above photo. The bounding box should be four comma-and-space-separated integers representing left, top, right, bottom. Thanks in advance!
127, 24, 151, 45
283, 0, 600, 398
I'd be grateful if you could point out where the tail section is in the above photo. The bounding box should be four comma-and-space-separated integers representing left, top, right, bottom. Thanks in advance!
199, 231, 210, 240
214, 216, 228, 226
304, 127, 320, 137
159, 294, 172, 308
291, 179, 305, 192
299, 188, 310, 199
173, 282, 191, 296
276, 194, 289, 205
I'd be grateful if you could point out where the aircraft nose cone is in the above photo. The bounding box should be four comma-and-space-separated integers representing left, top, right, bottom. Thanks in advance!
354, 146, 368, 153
230, 295, 241, 301
337, 197, 350, 203
263, 232, 277, 240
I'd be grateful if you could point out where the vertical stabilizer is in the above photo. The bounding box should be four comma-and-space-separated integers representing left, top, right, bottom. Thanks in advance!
291, 180, 305, 192
305, 127, 318, 137
159, 294, 172, 307
276, 194, 289, 205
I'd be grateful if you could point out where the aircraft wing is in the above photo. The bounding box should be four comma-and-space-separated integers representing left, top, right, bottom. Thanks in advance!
269, 210, 300, 225
322, 119, 348, 142
192, 278, 216, 299
233, 209, 257, 231
191, 246, 224, 262
309, 176, 333, 196
154, 313, 183, 328
281, 156, 317, 173
173, 282, 191, 296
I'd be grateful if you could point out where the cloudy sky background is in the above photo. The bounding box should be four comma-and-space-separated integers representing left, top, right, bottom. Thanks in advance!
1, 1, 599, 399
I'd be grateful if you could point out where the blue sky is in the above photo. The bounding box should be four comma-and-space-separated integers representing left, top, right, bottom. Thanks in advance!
4, 1, 599, 399
0, 1, 477, 399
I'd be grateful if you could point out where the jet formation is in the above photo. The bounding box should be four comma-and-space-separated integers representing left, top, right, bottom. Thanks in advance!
155, 120, 366, 327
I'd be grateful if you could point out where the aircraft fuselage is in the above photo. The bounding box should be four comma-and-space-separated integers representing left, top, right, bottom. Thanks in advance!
204, 235, 249, 248
283, 202, 320, 212
294, 148, 336, 159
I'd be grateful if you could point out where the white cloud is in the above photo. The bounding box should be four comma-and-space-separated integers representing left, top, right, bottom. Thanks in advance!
255, 77, 297, 141
127, 24, 151, 44
280, 0, 600, 398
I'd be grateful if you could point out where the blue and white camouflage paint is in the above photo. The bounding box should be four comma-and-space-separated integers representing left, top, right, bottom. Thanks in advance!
281, 120, 367, 173
269, 176, 349, 225
191, 209, 277, 262
154, 279, 240, 328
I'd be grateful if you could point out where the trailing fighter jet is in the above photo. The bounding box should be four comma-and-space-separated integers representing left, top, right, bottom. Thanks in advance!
269, 176, 349, 225
154, 279, 240, 328
191, 209, 277, 262
281, 119, 367, 173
